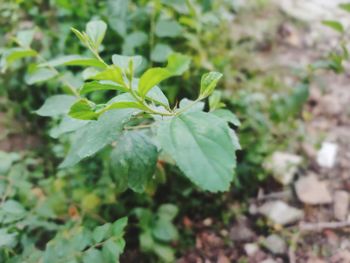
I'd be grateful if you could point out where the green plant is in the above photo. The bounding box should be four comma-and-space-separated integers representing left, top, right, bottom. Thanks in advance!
18, 20, 239, 193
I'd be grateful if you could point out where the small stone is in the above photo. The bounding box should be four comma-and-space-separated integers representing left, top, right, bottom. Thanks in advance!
259, 201, 303, 225
264, 152, 302, 185
317, 142, 338, 168
203, 218, 213, 226
295, 174, 333, 205
261, 259, 278, 263
230, 216, 255, 242
244, 243, 259, 256
334, 191, 349, 221
263, 234, 287, 255
217, 254, 230, 263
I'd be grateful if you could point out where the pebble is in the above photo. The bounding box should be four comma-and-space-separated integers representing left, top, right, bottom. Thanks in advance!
261, 259, 278, 263
263, 234, 287, 255
264, 151, 303, 185
244, 243, 259, 256
295, 174, 333, 205
334, 191, 349, 221
229, 216, 255, 242
259, 201, 304, 225
317, 142, 338, 168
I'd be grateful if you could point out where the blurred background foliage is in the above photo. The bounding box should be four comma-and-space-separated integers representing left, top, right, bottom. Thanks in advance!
0, 0, 329, 261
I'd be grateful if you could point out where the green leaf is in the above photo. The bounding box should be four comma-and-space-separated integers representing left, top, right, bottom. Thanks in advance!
112, 217, 128, 237
212, 109, 241, 126
50, 117, 89, 138
83, 249, 104, 263
151, 44, 173, 62
110, 131, 158, 192
0, 152, 20, 174
209, 90, 225, 110
93, 223, 112, 243
80, 80, 127, 95
179, 98, 204, 112
122, 31, 148, 55
152, 219, 178, 242
25, 68, 58, 85
138, 53, 190, 97
166, 53, 191, 75
0, 229, 18, 249
0, 200, 26, 224
39, 55, 106, 68
0, 48, 37, 70
102, 239, 125, 263
322, 20, 344, 33
89, 66, 125, 86
112, 54, 142, 71
16, 29, 35, 47
158, 111, 236, 192
155, 19, 183, 38
69, 99, 98, 120
157, 204, 178, 221
35, 95, 77, 117
60, 109, 134, 168
200, 71, 223, 98
86, 20, 107, 48
339, 3, 350, 12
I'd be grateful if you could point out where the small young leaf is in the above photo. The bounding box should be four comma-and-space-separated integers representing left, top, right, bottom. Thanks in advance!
322, 20, 344, 33
86, 20, 107, 48
35, 95, 77, 117
97, 94, 146, 115
69, 99, 98, 120
80, 80, 127, 95
138, 53, 190, 97
89, 66, 125, 86
199, 71, 223, 98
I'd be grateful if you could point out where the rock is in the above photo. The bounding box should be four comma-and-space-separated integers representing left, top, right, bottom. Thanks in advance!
261, 259, 278, 263
229, 216, 255, 242
217, 254, 230, 263
259, 201, 304, 225
264, 151, 303, 185
334, 191, 349, 221
295, 174, 333, 205
263, 234, 287, 255
244, 243, 259, 256
317, 142, 338, 168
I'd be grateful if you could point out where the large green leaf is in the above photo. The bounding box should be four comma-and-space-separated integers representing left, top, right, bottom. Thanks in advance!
158, 111, 236, 192
138, 53, 190, 97
35, 95, 77, 117
50, 117, 89, 138
60, 109, 134, 168
110, 131, 158, 193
